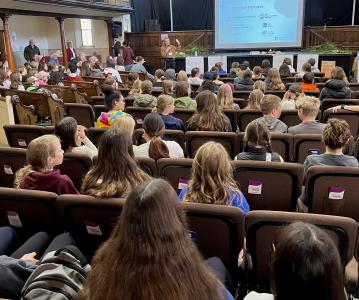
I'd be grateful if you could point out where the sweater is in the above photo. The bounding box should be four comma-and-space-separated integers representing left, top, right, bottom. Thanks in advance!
255, 116, 288, 133
134, 94, 157, 108
236, 146, 283, 162
160, 114, 185, 131
175, 97, 197, 109
21, 170, 79, 195
97, 110, 132, 128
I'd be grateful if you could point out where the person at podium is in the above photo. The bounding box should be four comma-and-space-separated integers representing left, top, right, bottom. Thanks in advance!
161, 37, 181, 70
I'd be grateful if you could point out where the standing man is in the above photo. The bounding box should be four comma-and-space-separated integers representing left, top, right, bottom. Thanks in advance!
66, 41, 77, 61
160, 37, 181, 70
24, 39, 40, 62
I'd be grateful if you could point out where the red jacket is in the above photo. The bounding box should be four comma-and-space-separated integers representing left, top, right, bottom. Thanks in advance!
66, 48, 77, 61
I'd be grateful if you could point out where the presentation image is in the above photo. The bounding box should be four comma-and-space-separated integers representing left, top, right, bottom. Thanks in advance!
215, 0, 305, 50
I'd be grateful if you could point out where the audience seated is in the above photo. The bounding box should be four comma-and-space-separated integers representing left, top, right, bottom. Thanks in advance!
156, 95, 184, 131
153, 68, 165, 87
235, 69, 254, 91
164, 68, 176, 81
261, 59, 272, 77
295, 62, 311, 78
319, 66, 351, 101
300, 72, 319, 91
128, 78, 142, 98
26, 76, 40, 91
80, 61, 92, 77
134, 113, 184, 159
308, 58, 320, 73
253, 80, 266, 92
188, 67, 203, 86
134, 80, 157, 108
55, 117, 98, 159
186, 90, 232, 132
104, 56, 122, 83
67, 62, 84, 82
81, 127, 149, 197
14, 135, 79, 194
218, 84, 240, 110
129, 56, 154, 81
10, 71, 25, 91
244, 222, 346, 300
244, 89, 264, 110
252, 66, 265, 80
281, 84, 304, 110
265, 68, 285, 91
174, 81, 197, 109
179, 142, 250, 213
78, 178, 234, 300
215, 62, 227, 75
288, 96, 325, 134
279, 63, 291, 78
177, 70, 188, 82
161, 79, 174, 96
235, 120, 283, 162
229, 61, 240, 78
255, 94, 288, 133
283, 57, 296, 73
124, 72, 139, 89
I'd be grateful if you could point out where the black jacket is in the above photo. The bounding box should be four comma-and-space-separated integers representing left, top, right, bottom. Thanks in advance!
319, 79, 351, 100
24, 45, 40, 62
235, 78, 254, 91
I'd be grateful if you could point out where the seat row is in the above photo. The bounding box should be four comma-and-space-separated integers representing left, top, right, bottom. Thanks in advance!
0, 186, 358, 294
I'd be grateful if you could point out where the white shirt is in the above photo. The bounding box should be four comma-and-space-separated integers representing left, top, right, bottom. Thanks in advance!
188, 77, 203, 86
244, 292, 274, 300
134, 140, 184, 159
70, 137, 98, 159
104, 67, 122, 83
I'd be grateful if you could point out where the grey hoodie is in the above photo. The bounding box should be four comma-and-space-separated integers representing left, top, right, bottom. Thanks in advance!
255, 116, 288, 133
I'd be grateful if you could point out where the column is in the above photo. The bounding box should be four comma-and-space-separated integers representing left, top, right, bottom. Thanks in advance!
106, 19, 114, 57
56, 17, 68, 67
1, 15, 15, 71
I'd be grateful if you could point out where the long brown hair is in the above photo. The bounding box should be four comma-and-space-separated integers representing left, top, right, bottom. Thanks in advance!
143, 113, 169, 160
243, 120, 273, 152
266, 68, 285, 91
184, 142, 243, 206
191, 90, 230, 131
77, 179, 225, 300
81, 127, 149, 197
217, 84, 234, 109
10, 71, 23, 90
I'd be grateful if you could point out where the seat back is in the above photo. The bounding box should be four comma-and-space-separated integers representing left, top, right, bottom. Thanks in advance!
322, 109, 359, 136
157, 158, 193, 193
0, 187, 60, 239
173, 108, 195, 123
233, 91, 251, 100
64, 103, 95, 128
320, 99, 359, 114
280, 110, 301, 128
270, 133, 293, 162
43, 90, 65, 125
88, 127, 107, 147
59, 153, 93, 191
245, 210, 357, 291
0, 147, 27, 188
237, 110, 262, 132
93, 105, 106, 120
293, 134, 325, 164
306, 166, 359, 221
223, 109, 239, 131
11, 95, 37, 125
56, 194, 125, 258
137, 157, 157, 177
185, 131, 238, 159
125, 106, 152, 128
4, 124, 54, 148
183, 202, 245, 282
232, 161, 303, 211
64, 80, 101, 102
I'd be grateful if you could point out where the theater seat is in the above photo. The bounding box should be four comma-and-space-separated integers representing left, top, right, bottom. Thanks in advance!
293, 134, 325, 164
125, 106, 152, 128
64, 103, 96, 128
0, 147, 27, 188
137, 157, 157, 177
322, 109, 359, 136
88, 127, 107, 147
270, 133, 293, 162
237, 110, 262, 132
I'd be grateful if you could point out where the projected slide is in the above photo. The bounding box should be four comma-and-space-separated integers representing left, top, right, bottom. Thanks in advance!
215, 0, 305, 49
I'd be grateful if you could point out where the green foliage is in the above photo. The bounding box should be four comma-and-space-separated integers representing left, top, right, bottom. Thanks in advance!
176, 44, 207, 57
305, 42, 351, 54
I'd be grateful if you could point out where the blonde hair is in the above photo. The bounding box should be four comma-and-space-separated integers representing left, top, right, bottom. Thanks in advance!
260, 94, 281, 115
156, 95, 175, 113
266, 68, 285, 91
162, 80, 173, 95
177, 70, 188, 82
330, 67, 349, 84
111, 116, 136, 135
14, 135, 59, 188
217, 84, 234, 109
184, 142, 243, 206
246, 89, 264, 110
141, 80, 153, 94
296, 96, 320, 117
129, 79, 142, 98
253, 80, 266, 92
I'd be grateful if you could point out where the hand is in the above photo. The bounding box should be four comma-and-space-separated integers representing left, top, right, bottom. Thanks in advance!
175, 39, 180, 45
77, 125, 87, 139
327, 105, 341, 113
21, 252, 38, 265
283, 90, 290, 100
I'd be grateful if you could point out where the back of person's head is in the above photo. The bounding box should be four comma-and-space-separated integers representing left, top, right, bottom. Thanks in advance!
288, 84, 303, 99
195, 90, 228, 131
54, 117, 78, 151
242, 60, 250, 69
141, 80, 153, 94
175, 81, 190, 98
177, 70, 188, 82
253, 66, 262, 76
231, 61, 240, 69
106, 56, 116, 69
307, 58, 316, 67
253, 80, 266, 92
272, 222, 346, 300
210, 66, 219, 73
162, 80, 173, 95
129, 79, 142, 97
103, 77, 116, 87
38, 62, 48, 72
203, 71, 213, 81
217, 83, 234, 109
143, 113, 169, 160
242, 69, 253, 80
244, 120, 272, 152
185, 142, 240, 206
296, 96, 320, 119
156, 95, 175, 114
81, 127, 148, 198
301, 62, 312, 73
80, 61, 91, 77
323, 118, 351, 150
78, 178, 224, 300
14, 135, 61, 188
116, 56, 124, 66
267, 69, 284, 90
191, 67, 200, 78
51, 71, 64, 85
111, 115, 135, 136
215, 62, 223, 70
303, 72, 315, 84
164, 68, 176, 81
135, 56, 144, 63
330, 66, 348, 83
199, 80, 216, 93
260, 94, 281, 115
10, 71, 22, 89
211, 71, 219, 80
69, 63, 77, 74
155, 68, 164, 80
126, 72, 139, 88
101, 84, 122, 111
261, 59, 271, 69
279, 64, 291, 77
248, 89, 264, 110
283, 57, 292, 66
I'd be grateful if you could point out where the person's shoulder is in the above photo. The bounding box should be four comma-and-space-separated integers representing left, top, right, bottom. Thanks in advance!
343, 155, 359, 165
244, 291, 274, 300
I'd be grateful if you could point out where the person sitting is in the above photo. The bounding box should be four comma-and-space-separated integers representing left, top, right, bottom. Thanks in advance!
298, 118, 359, 210
9, 71, 25, 91
18, 66, 28, 83
115, 56, 126, 72
244, 222, 347, 300
300, 72, 319, 91
177, 70, 188, 82
218, 84, 240, 110
255, 94, 288, 133
288, 96, 325, 134
128, 78, 142, 98
25, 76, 40, 91
265, 68, 285, 91
103, 56, 122, 84
14, 135, 78, 194
244, 89, 264, 110
211, 70, 225, 86
235, 120, 283, 162
55, 117, 97, 159
308, 58, 320, 73
282, 57, 296, 73
252, 66, 265, 80
229, 61, 240, 78
124, 72, 139, 89
36, 70, 49, 86
215, 62, 227, 75
161, 79, 174, 96
153, 69, 165, 87
188, 67, 203, 86
279, 63, 291, 78
134, 80, 157, 108
164, 68, 177, 81
261, 59, 272, 77
196, 76, 218, 94
319, 66, 351, 101
235, 69, 254, 91
156, 95, 184, 131
78, 178, 235, 300
80, 61, 92, 77
129, 56, 154, 81
174, 81, 197, 109
97, 85, 132, 128
134, 113, 184, 159
81, 127, 150, 198
253, 80, 266, 92
179, 142, 250, 213
281, 84, 304, 110
66, 62, 84, 82
186, 90, 232, 132
296, 62, 312, 78
49, 70, 64, 86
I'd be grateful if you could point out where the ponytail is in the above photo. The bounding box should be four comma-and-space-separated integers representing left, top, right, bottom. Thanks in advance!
148, 136, 169, 160
14, 165, 33, 188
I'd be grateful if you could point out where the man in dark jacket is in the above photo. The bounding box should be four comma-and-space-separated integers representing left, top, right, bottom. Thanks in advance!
235, 69, 254, 91
24, 39, 40, 62
319, 79, 351, 100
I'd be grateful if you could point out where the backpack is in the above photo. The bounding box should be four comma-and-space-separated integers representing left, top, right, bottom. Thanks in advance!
21, 246, 91, 300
